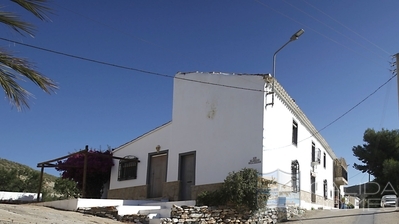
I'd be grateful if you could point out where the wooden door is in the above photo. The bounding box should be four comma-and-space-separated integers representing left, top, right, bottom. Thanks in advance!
180, 153, 195, 200
149, 154, 167, 198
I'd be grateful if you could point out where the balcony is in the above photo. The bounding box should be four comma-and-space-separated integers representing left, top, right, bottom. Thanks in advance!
334, 158, 348, 186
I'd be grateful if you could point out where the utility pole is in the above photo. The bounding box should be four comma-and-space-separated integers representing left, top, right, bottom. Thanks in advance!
396, 53, 399, 120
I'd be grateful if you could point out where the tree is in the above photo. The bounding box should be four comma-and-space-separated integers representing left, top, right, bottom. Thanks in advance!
0, 168, 24, 191
0, 167, 40, 192
352, 128, 399, 192
53, 177, 80, 199
56, 149, 114, 198
1, 0, 57, 110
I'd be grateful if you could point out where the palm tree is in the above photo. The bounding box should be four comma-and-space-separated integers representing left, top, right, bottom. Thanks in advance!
0, 0, 57, 110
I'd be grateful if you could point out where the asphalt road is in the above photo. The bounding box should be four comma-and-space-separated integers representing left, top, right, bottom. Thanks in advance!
289, 208, 399, 224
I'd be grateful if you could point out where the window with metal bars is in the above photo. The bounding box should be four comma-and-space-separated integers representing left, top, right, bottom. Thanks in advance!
118, 157, 139, 181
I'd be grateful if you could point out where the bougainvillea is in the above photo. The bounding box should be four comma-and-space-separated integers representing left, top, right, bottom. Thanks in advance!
56, 149, 114, 198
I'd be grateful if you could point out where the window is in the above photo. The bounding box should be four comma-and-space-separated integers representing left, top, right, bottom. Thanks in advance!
311, 145, 321, 167
291, 160, 300, 193
292, 120, 298, 145
311, 142, 315, 163
323, 152, 326, 168
118, 156, 139, 181
316, 148, 321, 164
323, 179, 328, 200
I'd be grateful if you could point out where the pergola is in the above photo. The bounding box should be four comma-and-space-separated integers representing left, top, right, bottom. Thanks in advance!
36, 145, 132, 202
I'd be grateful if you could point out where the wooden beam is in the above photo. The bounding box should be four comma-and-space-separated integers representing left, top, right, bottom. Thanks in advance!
37, 165, 44, 202
82, 145, 88, 198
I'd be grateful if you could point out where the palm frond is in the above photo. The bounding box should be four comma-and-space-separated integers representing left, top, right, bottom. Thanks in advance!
11, 0, 52, 21
0, 49, 58, 110
0, 12, 36, 36
0, 67, 31, 110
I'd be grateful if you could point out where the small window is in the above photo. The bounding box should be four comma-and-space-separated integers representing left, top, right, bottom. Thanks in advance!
291, 160, 300, 193
323, 152, 326, 168
311, 142, 315, 163
316, 148, 321, 164
118, 157, 139, 181
292, 120, 298, 145
323, 179, 328, 200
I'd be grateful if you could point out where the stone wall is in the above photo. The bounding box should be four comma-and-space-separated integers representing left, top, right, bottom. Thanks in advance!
107, 185, 147, 200
161, 205, 305, 224
163, 181, 180, 201
300, 190, 334, 208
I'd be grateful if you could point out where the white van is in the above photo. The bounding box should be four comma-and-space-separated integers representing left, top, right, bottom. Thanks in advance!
380, 195, 397, 208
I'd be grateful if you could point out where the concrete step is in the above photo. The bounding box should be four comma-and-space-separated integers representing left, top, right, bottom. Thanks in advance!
116, 205, 161, 216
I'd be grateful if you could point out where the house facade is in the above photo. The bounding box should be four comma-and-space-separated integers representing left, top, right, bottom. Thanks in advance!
108, 72, 347, 209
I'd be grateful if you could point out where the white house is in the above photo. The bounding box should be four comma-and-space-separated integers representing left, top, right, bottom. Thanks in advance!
108, 72, 347, 209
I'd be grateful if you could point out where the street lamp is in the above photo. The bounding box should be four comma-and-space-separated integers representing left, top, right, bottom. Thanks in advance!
269, 29, 304, 106
272, 29, 305, 79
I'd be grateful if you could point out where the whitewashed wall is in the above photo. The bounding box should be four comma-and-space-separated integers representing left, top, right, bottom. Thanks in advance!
110, 72, 337, 210
110, 73, 267, 190
262, 83, 335, 209
110, 123, 172, 190
169, 73, 265, 184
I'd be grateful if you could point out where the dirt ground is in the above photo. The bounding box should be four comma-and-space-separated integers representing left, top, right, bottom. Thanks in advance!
0, 203, 123, 224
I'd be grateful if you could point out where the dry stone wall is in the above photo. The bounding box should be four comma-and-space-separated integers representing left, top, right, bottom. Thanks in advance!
160, 205, 305, 224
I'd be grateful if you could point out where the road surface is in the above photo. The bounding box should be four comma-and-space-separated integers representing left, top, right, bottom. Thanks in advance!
290, 208, 399, 224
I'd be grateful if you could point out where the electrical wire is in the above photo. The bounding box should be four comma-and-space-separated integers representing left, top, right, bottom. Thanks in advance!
254, 0, 387, 68
0, 37, 263, 93
301, 0, 392, 56
281, 0, 388, 61
0, 36, 396, 152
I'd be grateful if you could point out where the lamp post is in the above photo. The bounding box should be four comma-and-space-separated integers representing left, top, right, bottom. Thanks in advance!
272, 29, 305, 79
269, 29, 304, 106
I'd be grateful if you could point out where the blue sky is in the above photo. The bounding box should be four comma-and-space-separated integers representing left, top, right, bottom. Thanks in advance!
0, 0, 398, 186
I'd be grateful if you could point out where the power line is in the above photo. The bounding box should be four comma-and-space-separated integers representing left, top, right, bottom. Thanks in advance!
0, 37, 263, 93
254, 0, 386, 68
301, 0, 392, 56
282, 0, 388, 61
1, 36, 395, 151
311, 74, 396, 135
264, 73, 397, 151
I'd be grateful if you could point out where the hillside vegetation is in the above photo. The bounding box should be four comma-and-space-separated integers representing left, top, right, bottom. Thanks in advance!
0, 158, 57, 194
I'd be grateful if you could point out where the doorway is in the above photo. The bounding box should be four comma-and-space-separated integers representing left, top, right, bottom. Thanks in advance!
311, 176, 316, 203
179, 152, 195, 200
148, 153, 167, 198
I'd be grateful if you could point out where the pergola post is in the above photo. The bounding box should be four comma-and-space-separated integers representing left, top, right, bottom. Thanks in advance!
37, 165, 44, 202
82, 145, 89, 198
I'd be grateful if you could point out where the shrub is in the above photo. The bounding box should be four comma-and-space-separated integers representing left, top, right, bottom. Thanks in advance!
196, 190, 226, 207
196, 168, 275, 211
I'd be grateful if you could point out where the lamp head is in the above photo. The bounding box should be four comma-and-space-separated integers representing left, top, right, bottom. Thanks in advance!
290, 29, 305, 41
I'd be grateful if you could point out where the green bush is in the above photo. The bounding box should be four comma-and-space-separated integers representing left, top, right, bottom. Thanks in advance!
196, 168, 275, 211
196, 190, 226, 207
